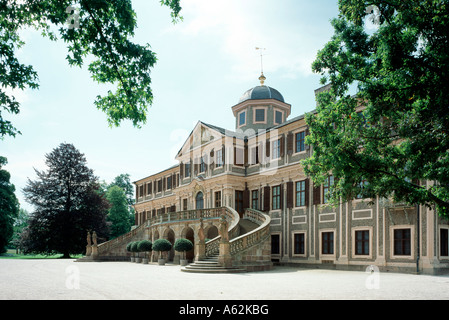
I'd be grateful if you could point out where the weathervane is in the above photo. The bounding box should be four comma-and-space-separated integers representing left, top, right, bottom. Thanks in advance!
255, 47, 266, 85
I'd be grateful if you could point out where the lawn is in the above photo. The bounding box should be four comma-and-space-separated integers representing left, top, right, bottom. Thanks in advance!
0, 249, 82, 259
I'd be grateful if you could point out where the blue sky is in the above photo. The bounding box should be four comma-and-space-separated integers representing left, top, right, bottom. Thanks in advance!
2, 0, 340, 211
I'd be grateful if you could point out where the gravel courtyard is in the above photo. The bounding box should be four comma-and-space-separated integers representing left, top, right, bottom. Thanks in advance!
1, 259, 449, 300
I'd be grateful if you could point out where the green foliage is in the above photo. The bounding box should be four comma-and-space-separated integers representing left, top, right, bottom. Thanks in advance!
304, 0, 449, 216
106, 185, 131, 239
0, 157, 20, 253
0, 0, 182, 139
152, 238, 172, 253
21, 143, 109, 258
137, 240, 152, 252
126, 242, 133, 252
130, 241, 139, 253
174, 238, 193, 252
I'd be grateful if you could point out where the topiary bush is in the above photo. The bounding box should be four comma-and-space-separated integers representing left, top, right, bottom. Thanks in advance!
131, 241, 140, 258
137, 240, 152, 259
152, 239, 172, 260
174, 238, 193, 260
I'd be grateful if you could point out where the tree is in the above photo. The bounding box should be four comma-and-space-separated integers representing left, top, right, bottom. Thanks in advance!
106, 185, 131, 239
0, 0, 182, 139
174, 238, 193, 260
303, 0, 449, 216
0, 156, 19, 253
21, 143, 109, 258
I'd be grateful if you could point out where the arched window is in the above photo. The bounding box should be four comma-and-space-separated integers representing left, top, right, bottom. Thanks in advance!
195, 192, 204, 209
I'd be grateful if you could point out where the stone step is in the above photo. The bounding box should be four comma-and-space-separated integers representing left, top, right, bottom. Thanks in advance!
181, 265, 246, 273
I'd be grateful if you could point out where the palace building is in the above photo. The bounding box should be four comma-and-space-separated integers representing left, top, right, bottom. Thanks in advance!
96, 73, 449, 275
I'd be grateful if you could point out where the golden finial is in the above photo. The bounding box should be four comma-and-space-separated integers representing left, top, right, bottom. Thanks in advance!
256, 47, 266, 86
259, 72, 266, 86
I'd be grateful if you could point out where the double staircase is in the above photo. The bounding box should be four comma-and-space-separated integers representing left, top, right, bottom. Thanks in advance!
82, 206, 272, 273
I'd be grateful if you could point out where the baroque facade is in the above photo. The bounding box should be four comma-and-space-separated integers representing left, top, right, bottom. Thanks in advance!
133, 74, 449, 274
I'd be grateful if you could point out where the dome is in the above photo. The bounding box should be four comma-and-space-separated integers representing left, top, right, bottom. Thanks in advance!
238, 85, 285, 104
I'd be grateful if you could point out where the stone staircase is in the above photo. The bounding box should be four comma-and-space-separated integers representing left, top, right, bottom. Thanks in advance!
181, 253, 246, 273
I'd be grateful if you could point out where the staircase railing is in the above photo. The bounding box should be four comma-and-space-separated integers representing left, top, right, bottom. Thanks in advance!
229, 208, 270, 255
204, 206, 241, 256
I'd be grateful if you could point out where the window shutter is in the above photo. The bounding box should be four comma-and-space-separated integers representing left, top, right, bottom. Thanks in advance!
287, 132, 293, 155
286, 181, 294, 209
313, 184, 321, 205
280, 184, 284, 210
222, 145, 225, 165
263, 186, 271, 212
265, 139, 270, 158
305, 178, 310, 207
180, 162, 184, 179
163, 177, 166, 191
280, 135, 285, 157
243, 189, 250, 210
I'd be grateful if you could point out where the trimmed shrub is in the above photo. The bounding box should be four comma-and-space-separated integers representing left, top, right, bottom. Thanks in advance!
152, 239, 172, 258
137, 240, 152, 258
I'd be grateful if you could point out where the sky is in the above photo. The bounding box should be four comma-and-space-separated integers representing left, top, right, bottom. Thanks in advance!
2, 0, 341, 212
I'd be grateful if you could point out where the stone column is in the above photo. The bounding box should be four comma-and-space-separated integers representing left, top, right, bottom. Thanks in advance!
85, 231, 92, 257
91, 231, 99, 260
196, 218, 206, 261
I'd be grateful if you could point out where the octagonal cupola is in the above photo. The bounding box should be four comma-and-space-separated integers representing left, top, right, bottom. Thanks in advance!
232, 73, 291, 132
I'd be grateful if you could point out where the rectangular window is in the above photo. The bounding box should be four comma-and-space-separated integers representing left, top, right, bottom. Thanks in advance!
251, 190, 259, 210
271, 234, 280, 255
394, 229, 411, 256
272, 185, 281, 210
183, 198, 188, 211
272, 139, 281, 159
355, 230, 370, 255
250, 146, 259, 165
295, 180, 306, 207
235, 190, 244, 215
215, 191, 222, 208
157, 179, 162, 193
216, 149, 223, 168
322, 232, 334, 255
255, 109, 265, 122
185, 162, 191, 177
441, 229, 449, 257
166, 176, 172, 190
239, 111, 246, 126
323, 175, 334, 204
295, 131, 305, 153
293, 233, 305, 255
200, 157, 206, 173
275, 110, 283, 124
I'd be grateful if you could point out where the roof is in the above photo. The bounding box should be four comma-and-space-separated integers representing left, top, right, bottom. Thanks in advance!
238, 85, 285, 104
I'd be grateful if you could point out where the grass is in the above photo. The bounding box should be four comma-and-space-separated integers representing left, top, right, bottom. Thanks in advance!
0, 249, 83, 259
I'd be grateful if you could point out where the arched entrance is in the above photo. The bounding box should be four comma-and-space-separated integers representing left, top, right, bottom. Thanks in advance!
181, 226, 195, 261
164, 228, 175, 262
195, 192, 204, 209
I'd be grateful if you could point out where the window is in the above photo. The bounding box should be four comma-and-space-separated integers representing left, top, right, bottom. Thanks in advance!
166, 176, 172, 190
275, 110, 283, 124
293, 233, 305, 255
183, 198, 188, 211
200, 156, 206, 173
251, 190, 259, 210
215, 191, 222, 208
216, 149, 223, 168
239, 111, 246, 126
235, 190, 244, 214
255, 109, 265, 122
441, 229, 449, 257
323, 175, 334, 204
272, 185, 281, 210
272, 139, 281, 159
322, 232, 334, 255
185, 162, 191, 177
250, 146, 259, 165
271, 234, 280, 255
355, 230, 370, 255
394, 229, 411, 256
356, 179, 369, 199
295, 180, 306, 207
157, 179, 162, 193
295, 131, 305, 153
